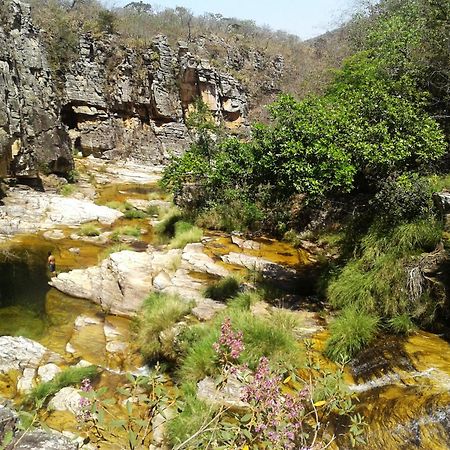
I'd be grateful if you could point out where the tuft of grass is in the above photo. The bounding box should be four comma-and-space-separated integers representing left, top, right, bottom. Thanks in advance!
123, 208, 147, 219
328, 218, 443, 321
167, 382, 215, 447
428, 173, 450, 192
155, 207, 183, 238
227, 291, 262, 311
387, 314, 417, 334
105, 201, 126, 211
79, 223, 101, 237
135, 292, 193, 361
98, 243, 132, 261
325, 307, 379, 362
168, 221, 203, 249
27, 365, 98, 407
204, 276, 240, 301
59, 184, 76, 197
178, 309, 303, 382
111, 226, 141, 241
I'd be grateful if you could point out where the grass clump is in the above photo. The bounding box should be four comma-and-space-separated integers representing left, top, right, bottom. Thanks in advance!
135, 292, 193, 361
167, 382, 215, 447
59, 184, 76, 197
27, 365, 98, 407
111, 226, 141, 241
155, 207, 183, 238
204, 275, 241, 301
79, 223, 101, 237
123, 208, 147, 219
168, 221, 203, 249
178, 309, 302, 382
325, 307, 379, 362
227, 291, 262, 311
327, 218, 443, 321
387, 314, 417, 334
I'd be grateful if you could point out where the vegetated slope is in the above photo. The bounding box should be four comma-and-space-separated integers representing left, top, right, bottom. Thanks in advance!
161, 0, 450, 360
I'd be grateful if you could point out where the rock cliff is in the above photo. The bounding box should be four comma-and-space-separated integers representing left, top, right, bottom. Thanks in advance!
0, 0, 249, 178
62, 35, 248, 162
0, 0, 72, 178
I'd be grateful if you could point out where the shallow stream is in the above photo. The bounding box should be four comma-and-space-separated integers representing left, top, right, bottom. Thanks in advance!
0, 177, 449, 449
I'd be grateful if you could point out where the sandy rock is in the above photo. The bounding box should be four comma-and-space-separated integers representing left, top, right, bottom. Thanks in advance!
231, 235, 261, 250
192, 298, 227, 321
197, 376, 248, 411
17, 368, 35, 393
11, 429, 78, 450
43, 229, 66, 240
0, 189, 122, 236
48, 387, 83, 415
182, 243, 229, 276
37, 363, 61, 383
0, 336, 61, 373
153, 271, 172, 290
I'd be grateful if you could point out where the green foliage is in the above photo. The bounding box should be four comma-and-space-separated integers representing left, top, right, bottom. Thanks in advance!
327, 217, 442, 320
111, 226, 141, 241
154, 207, 183, 238
96, 9, 116, 34
371, 174, 434, 225
227, 291, 262, 311
387, 314, 417, 334
325, 307, 380, 361
204, 276, 241, 301
27, 365, 98, 407
104, 200, 146, 219
58, 184, 76, 197
163, 44, 446, 234
123, 208, 147, 219
79, 369, 170, 449
167, 382, 216, 447
178, 309, 302, 382
135, 292, 193, 361
79, 223, 101, 237
168, 221, 203, 249
350, 0, 450, 134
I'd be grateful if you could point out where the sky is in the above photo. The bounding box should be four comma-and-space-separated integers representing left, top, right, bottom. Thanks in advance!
105, 0, 355, 40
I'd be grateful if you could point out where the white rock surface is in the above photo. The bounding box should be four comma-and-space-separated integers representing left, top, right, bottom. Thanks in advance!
17, 368, 36, 393
182, 243, 228, 276
0, 188, 122, 236
0, 336, 61, 373
37, 363, 61, 383
48, 387, 83, 415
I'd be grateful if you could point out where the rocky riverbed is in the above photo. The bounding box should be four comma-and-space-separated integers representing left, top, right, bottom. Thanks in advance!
1, 157, 450, 449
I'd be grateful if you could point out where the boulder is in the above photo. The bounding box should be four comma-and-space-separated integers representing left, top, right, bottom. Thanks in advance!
0, 336, 61, 373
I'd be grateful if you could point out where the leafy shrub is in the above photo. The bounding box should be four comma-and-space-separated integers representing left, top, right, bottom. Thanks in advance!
154, 207, 183, 238
111, 226, 141, 241
371, 174, 434, 226
123, 208, 147, 219
59, 184, 75, 196
325, 307, 380, 361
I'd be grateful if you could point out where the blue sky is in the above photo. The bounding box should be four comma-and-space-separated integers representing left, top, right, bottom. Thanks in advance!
105, 0, 354, 40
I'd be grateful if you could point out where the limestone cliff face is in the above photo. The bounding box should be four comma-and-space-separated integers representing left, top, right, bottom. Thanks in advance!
0, 1, 249, 178
0, 0, 72, 178
61, 36, 248, 163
